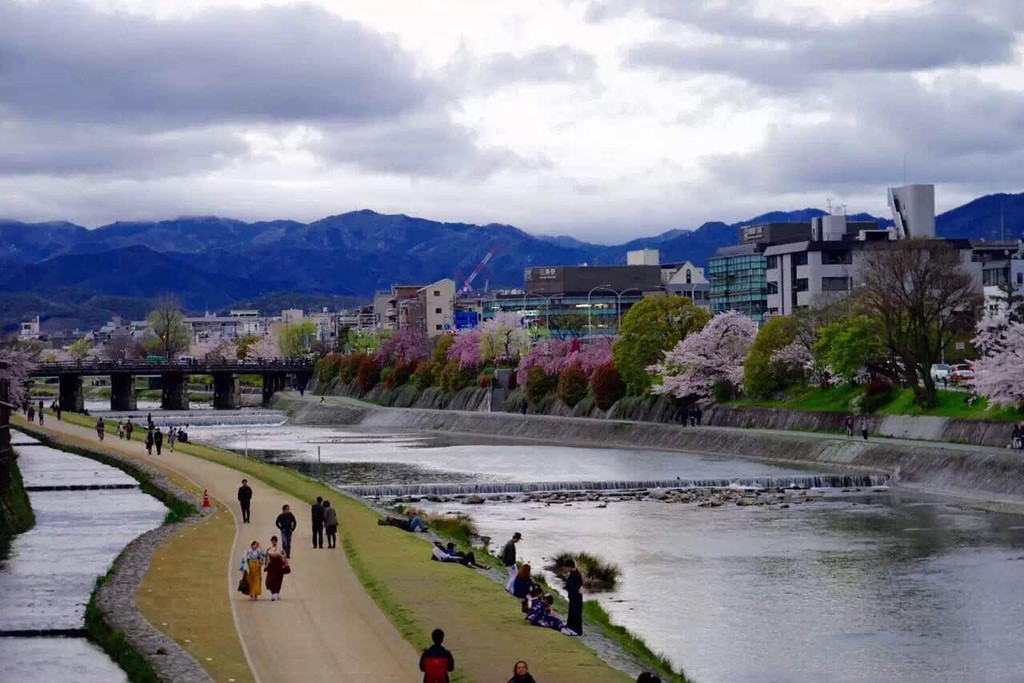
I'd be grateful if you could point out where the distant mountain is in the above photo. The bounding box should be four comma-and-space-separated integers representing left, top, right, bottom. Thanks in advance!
1, 192, 1020, 333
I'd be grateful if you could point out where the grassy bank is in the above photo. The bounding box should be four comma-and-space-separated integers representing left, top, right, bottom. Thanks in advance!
85, 564, 161, 683
0, 455, 35, 562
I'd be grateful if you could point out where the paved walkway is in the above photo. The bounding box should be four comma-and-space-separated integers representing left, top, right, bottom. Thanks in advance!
31, 417, 418, 683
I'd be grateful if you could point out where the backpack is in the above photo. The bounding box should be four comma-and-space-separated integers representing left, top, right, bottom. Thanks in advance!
422, 655, 449, 683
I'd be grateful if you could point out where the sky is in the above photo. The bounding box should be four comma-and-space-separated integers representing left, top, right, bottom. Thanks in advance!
1, 0, 1023, 243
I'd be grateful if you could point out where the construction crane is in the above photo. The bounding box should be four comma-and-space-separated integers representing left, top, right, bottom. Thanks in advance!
456, 242, 500, 298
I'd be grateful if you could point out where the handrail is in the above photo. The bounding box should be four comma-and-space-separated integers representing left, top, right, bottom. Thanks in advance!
30, 358, 314, 374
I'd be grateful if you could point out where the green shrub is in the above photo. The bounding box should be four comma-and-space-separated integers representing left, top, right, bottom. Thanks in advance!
557, 362, 589, 407
317, 353, 345, 383
546, 551, 621, 591
356, 355, 381, 392
713, 380, 734, 403
525, 366, 558, 405
411, 359, 437, 391
503, 387, 527, 413
439, 359, 477, 393
744, 315, 801, 398
340, 353, 365, 383
388, 361, 417, 389
590, 363, 625, 410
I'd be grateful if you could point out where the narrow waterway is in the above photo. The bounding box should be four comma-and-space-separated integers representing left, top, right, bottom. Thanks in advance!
196, 421, 1024, 683
0, 431, 167, 683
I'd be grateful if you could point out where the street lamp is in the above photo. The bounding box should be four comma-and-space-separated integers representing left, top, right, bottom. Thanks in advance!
521, 291, 555, 332
614, 288, 641, 331
587, 283, 612, 336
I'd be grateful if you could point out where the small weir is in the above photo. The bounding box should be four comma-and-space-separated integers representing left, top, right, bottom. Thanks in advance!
342, 474, 890, 498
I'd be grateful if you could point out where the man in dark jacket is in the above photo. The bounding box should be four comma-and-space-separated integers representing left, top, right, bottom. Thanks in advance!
154, 428, 163, 455
237, 479, 253, 523
311, 496, 324, 549
419, 628, 454, 683
502, 532, 522, 592
275, 504, 297, 558
565, 558, 584, 635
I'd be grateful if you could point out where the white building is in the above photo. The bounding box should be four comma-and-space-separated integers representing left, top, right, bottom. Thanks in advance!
19, 316, 40, 340
418, 278, 457, 337
888, 184, 936, 239
627, 248, 660, 266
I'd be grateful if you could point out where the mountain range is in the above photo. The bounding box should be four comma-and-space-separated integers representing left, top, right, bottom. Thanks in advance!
1, 192, 1022, 333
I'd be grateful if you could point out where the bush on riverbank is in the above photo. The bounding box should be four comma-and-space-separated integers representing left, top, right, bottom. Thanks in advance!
546, 551, 621, 591
557, 363, 588, 407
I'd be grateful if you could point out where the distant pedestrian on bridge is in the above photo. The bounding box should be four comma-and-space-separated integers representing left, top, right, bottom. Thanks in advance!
275, 504, 297, 559
238, 479, 253, 523
96, 417, 105, 441
125, 420, 133, 440
54, 401, 61, 421
27, 405, 34, 423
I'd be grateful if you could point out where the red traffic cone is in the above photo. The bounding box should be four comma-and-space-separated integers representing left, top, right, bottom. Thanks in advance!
201, 489, 211, 508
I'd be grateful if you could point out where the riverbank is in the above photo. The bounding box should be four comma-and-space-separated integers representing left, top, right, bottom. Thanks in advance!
277, 393, 1024, 509
0, 453, 35, 559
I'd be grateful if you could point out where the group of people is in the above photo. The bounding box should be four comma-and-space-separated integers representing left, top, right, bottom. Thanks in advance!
674, 405, 703, 426
844, 415, 871, 440
1012, 424, 1024, 451
94, 412, 190, 455
22, 398, 59, 425
502, 533, 583, 637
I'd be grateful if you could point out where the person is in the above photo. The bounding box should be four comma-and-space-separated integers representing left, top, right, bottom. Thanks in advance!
27, 405, 34, 423
238, 540, 265, 601
311, 496, 324, 549
502, 532, 522, 592
146, 412, 153, 429
264, 535, 287, 601
689, 408, 697, 427
694, 406, 703, 425
431, 541, 489, 569
167, 424, 177, 452
509, 660, 536, 683
860, 417, 869, 441
378, 515, 428, 533
637, 674, 663, 683
145, 428, 154, 455
319, 396, 325, 404
117, 419, 124, 440
511, 563, 534, 599
125, 420, 133, 441
154, 427, 163, 455
55, 402, 61, 421
419, 628, 455, 683
323, 500, 338, 548
845, 415, 854, 437
526, 594, 575, 635
238, 479, 253, 524
275, 504, 297, 558
565, 558, 583, 636
1012, 424, 1022, 451
37, 400, 44, 426
96, 417, 105, 441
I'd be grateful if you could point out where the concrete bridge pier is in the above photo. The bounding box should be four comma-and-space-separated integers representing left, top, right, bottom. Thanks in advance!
58, 374, 84, 413
213, 372, 241, 410
110, 373, 136, 411
262, 373, 284, 405
160, 372, 189, 411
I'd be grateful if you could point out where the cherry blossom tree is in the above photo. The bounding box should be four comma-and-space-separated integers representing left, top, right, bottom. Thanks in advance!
448, 330, 483, 367
374, 328, 432, 367
649, 310, 757, 402
249, 334, 281, 361
0, 348, 37, 406
971, 321, 1024, 408
515, 337, 614, 385
192, 334, 233, 360
478, 312, 528, 364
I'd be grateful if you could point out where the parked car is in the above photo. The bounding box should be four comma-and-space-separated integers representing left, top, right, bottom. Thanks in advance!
950, 364, 975, 382
930, 364, 952, 382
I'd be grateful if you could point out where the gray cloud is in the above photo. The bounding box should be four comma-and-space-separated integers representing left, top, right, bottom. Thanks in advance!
446, 44, 599, 95
626, 7, 1015, 89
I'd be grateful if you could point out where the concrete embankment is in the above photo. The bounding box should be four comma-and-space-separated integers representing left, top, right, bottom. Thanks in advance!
276, 394, 1024, 506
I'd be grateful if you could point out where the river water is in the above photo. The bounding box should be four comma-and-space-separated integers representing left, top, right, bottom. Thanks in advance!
194, 420, 1024, 683
0, 431, 167, 682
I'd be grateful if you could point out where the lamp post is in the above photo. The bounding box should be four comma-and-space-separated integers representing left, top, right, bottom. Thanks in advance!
521, 291, 554, 332
614, 288, 641, 331
587, 283, 612, 336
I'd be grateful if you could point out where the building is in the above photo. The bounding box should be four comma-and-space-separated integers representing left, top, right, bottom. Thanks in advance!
627, 248, 660, 266
888, 184, 936, 239
417, 278, 456, 337
973, 239, 1024, 322
19, 316, 40, 340
281, 309, 304, 325
661, 261, 711, 307
523, 264, 662, 297
373, 285, 422, 331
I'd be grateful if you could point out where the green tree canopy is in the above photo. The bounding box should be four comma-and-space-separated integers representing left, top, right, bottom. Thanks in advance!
744, 315, 801, 398
612, 296, 711, 394
68, 336, 94, 361
277, 320, 317, 358
145, 297, 191, 360
814, 315, 888, 383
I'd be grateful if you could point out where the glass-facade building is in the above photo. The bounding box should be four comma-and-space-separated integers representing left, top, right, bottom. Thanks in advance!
482, 292, 644, 337
708, 244, 769, 323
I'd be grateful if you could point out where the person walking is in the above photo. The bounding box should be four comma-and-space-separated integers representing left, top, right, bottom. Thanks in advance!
845, 415, 854, 438
37, 400, 44, 426
116, 419, 124, 440
419, 628, 455, 683
239, 540, 265, 601
323, 500, 338, 549
55, 402, 61, 421
167, 425, 177, 452
145, 428, 154, 455
27, 405, 34, 423
1012, 424, 1023, 451
95, 417, 105, 441
311, 496, 325, 549
502, 532, 522, 592
860, 417, 869, 441
237, 479, 253, 523
509, 660, 536, 683
694, 406, 703, 425
264, 535, 287, 601
565, 558, 584, 635
275, 504, 297, 558
125, 420, 133, 441
154, 428, 164, 455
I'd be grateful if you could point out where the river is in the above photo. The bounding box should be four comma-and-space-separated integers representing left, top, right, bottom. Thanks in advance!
195, 419, 1024, 683
0, 431, 167, 683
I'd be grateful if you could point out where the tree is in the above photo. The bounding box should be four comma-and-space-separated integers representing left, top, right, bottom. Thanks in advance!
347, 329, 382, 354
516, 337, 614, 385
650, 310, 757, 403
102, 333, 137, 361
0, 347, 37, 406
524, 366, 558, 405
249, 334, 280, 360
813, 315, 888, 384
612, 297, 711, 394
448, 330, 483, 367
375, 328, 431, 367
744, 315, 800, 398
355, 355, 381, 392
67, 337, 95, 361
145, 297, 191, 360
590, 363, 626, 410
972, 321, 1024, 409
277, 321, 317, 358
860, 241, 979, 408
557, 363, 589, 407
192, 334, 233, 360
547, 314, 587, 339
478, 312, 527, 365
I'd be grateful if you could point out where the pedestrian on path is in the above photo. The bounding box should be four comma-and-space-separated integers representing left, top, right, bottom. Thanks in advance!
145, 428, 154, 455
565, 558, 584, 636
38, 400, 44, 426
117, 419, 124, 439
845, 415, 854, 437
154, 428, 163, 455
323, 500, 338, 548
96, 417, 105, 441
860, 418, 869, 441
239, 540, 265, 601
509, 660, 535, 683
125, 420, 133, 440
419, 628, 455, 683
27, 405, 34, 423
275, 504, 297, 558
311, 496, 324, 549
265, 535, 287, 601
55, 402, 61, 421
238, 479, 253, 524
503, 532, 522, 592
167, 426, 177, 452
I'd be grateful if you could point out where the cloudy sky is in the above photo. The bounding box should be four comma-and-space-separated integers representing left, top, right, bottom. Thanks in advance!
1, 0, 1023, 242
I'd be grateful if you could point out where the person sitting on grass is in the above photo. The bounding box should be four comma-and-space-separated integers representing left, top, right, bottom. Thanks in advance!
526, 594, 578, 636
378, 514, 428, 533
430, 541, 490, 569
511, 563, 535, 599
521, 583, 543, 615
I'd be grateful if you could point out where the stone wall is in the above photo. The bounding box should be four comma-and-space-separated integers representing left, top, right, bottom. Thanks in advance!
276, 394, 1024, 504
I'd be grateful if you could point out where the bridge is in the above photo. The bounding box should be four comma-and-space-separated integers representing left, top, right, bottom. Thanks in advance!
30, 359, 314, 411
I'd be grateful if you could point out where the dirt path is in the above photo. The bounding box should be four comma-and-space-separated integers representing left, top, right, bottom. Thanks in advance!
33, 416, 418, 683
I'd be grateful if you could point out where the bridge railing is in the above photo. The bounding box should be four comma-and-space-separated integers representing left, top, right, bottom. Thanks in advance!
31, 358, 315, 374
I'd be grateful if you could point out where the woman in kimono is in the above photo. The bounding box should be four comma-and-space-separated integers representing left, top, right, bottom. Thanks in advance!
239, 540, 265, 600
265, 535, 287, 601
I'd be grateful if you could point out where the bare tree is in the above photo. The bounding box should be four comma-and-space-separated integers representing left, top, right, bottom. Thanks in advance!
859, 240, 979, 408
145, 296, 191, 360
102, 333, 138, 360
